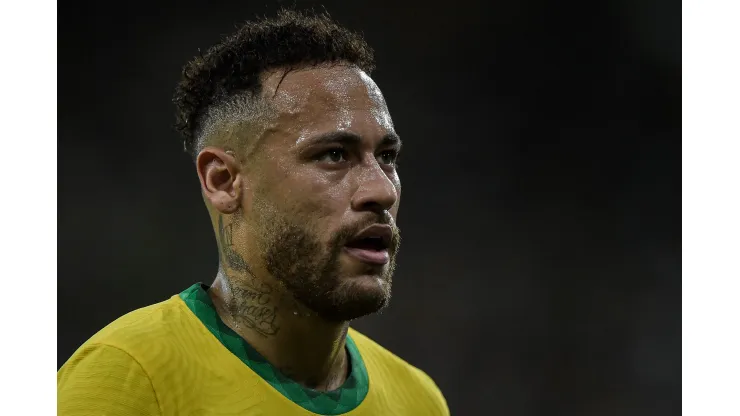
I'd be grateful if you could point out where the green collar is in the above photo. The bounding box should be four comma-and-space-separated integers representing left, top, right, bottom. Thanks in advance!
179, 283, 369, 415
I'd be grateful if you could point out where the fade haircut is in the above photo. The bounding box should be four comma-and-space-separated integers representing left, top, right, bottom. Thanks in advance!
172, 9, 376, 161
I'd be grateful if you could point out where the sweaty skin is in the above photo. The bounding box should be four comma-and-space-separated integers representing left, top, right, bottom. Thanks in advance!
195, 64, 402, 391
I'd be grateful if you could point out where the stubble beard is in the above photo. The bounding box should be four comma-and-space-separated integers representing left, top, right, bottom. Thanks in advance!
254, 202, 400, 323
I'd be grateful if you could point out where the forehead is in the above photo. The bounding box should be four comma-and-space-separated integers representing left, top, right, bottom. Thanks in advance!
261, 65, 393, 136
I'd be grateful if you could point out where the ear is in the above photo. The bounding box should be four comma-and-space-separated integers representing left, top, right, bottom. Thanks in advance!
196, 147, 244, 214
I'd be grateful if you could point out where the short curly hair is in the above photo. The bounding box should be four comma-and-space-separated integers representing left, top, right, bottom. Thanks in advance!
173, 9, 376, 160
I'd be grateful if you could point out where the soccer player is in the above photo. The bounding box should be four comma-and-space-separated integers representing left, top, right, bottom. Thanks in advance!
58, 9, 449, 416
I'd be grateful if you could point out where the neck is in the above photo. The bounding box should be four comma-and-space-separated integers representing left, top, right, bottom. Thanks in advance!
208, 269, 350, 391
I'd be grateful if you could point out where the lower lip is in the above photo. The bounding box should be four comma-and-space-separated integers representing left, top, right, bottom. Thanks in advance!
343, 247, 390, 265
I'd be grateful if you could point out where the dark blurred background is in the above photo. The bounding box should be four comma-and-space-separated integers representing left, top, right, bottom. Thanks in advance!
58, 0, 681, 414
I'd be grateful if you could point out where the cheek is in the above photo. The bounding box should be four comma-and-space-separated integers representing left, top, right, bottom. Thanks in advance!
282, 175, 346, 224
391, 176, 401, 218
393, 174, 401, 194
391, 197, 401, 219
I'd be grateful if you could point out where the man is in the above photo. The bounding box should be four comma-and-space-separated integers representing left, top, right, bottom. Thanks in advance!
58, 9, 448, 416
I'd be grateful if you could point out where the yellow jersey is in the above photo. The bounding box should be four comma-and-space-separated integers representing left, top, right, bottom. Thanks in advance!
58, 283, 448, 415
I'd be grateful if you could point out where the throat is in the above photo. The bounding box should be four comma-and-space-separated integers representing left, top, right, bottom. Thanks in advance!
270, 322, 351, 391
208, 274, 352, 391
284, 345, 350, 391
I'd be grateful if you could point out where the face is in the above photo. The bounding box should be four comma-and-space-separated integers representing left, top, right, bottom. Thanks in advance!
245, 65, 402, 322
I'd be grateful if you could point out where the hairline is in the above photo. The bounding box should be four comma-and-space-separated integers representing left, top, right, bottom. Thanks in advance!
192, 62, 364, 161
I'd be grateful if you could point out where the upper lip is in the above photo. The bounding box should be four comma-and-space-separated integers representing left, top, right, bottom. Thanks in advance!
349, 224, 392, 249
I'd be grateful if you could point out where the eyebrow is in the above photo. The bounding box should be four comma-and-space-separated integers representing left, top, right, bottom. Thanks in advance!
303, 131, 402, 150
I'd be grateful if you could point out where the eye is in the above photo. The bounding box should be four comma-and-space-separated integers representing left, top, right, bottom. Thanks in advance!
377, 149, 399, 166
318, 148, 347, 164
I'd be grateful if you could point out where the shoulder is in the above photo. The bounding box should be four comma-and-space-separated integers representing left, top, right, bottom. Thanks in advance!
349, 328, 449, 415
85, 295, 188, 350
63, 295, 195, 373
58, 341, 162, 415
58, 296, 193, 415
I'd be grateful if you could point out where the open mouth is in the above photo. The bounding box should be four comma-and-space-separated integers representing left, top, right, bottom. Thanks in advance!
343, 225, 392, 265
345, 236, 389, 251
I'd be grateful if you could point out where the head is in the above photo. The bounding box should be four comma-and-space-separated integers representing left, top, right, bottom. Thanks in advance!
173, 10, 402, 322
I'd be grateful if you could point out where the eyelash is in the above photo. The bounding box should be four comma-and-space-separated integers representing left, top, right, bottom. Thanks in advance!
317, 148, 348, 164
378, 149, 400, 166
317, 148, 400, 166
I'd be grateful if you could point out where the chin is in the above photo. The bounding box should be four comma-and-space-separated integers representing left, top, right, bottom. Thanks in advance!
312, 275, 392, 322
345, 271, 389, 290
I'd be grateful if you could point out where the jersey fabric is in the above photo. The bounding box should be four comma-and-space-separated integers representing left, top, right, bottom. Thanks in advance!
58, 283, 448, 416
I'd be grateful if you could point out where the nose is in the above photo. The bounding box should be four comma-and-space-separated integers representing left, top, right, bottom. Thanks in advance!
350, 162, 398, 214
